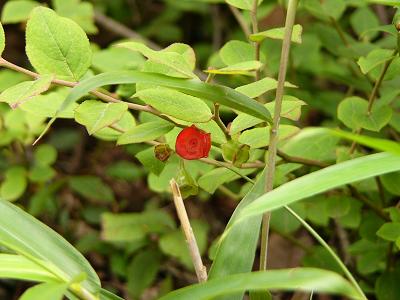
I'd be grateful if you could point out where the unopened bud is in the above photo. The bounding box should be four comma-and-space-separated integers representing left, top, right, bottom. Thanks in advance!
154, 144, 173, 162
222, 140, 250, 167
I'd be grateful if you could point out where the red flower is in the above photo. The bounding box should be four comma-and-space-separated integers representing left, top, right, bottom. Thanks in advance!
175, 125, 211, 160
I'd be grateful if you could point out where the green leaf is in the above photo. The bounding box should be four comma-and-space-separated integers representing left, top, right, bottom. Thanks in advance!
20, 282, 67, 300
159, 268, 361, 300
0, 22, 5, 56
198, 167, 255, 194
205, 61, 263, 75
53, 0, 97, 34
135, 87, 212, 123
1, 0, 40, 24
75, 100, 128, 135
94, 111, 136, 141
239, 125, 299, 148
20, 88, 77, 119
375, 270, 400, 300
117, 42, 195, 78
381, 172, 400, 195
236, 152, 400, 222
159, 220, 209, 269
330, 129, 400, 155
0, 200, 100, 293
235, 77, 297, 99
376, 222, 400, 241
69, 176, 114, 202
0, 75, 53, 109
26, 7, 92, 81
338, 97, 392, 132
209, 170, 265, 300
220, 40, 255, 65
357, 49, 394, 74
0, 254, 58, 282
92, 47, 145, 72
350, 7, 380, 40
225, 0, 262, 10
52, 70, 271, 124
136, 146, 166, 175
34, 144, 57, 166
117, 121, 174, 145
303, 0, 346, 20
100, 289, 125, 300
127, 249, 161, 298
0, 166, 27, 201
101, 210, 175, 242
230, 97, 304, 135
250, 24, 303, 44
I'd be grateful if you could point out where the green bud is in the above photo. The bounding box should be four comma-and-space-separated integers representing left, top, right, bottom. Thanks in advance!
222, 140, 250, 167
175, 161, 198, 199
154, 144, 173, 162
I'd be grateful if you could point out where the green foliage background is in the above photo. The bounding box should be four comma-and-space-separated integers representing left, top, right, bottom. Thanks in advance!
0, 0, 399, 299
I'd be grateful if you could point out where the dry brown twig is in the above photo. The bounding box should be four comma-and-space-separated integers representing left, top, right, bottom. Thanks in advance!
169, 179, 208, 283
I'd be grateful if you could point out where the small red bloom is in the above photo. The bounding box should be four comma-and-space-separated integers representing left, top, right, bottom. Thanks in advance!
175, 125, 211, 160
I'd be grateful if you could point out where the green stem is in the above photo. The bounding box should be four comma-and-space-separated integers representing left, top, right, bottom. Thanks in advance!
260, 0, 299, 271
228, 5, 251, 37
251, 0, 261, 82
349, 49, 398, 154
285, 206, 367, 300
367, 49, 398, 114
213, 103, 230, 139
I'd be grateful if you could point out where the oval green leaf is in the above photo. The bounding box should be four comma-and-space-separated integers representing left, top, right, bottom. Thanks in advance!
136, 87, 212, 123
117, 121, 174, 145
237, 152, 400, 222
26, 7, 92, 81
75, 100, 128, 135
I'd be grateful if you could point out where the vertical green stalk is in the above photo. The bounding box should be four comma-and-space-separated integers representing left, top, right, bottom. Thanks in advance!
251, 0, 261, 82
259, 0, 299, 271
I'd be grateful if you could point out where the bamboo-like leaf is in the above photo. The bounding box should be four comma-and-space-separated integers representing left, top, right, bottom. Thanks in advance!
237, 153, 400, 222
58, 71, 271, 121
38, 70, 271, 143
208, 170, 266, 300
330, 129, 400, 155
0, 254, 59, 283
159, 268, 361, 300
0, 200, 100, 293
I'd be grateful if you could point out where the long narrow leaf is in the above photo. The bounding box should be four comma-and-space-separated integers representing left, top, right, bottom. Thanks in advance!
0, 200, 100, 293
159, 268, 362, 300
330, 129, 400, 155
60, 71, 271, 121
208, 169, 266, 300
0, 254, 59, 283
237, 152, 400, 222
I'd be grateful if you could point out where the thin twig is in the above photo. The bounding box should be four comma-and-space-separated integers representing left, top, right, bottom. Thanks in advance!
228, 5, 251, 37
260, 0, 299, 271
213, 103, 229, 139
349, 50, 398, 154
348, 185, 390, 221
251, 0, 261, 82
170, 179, 208, 283
0, 58, 184, 128
94, 10, 161, 50
285, 206, 367, 300
276, 149, 330, 168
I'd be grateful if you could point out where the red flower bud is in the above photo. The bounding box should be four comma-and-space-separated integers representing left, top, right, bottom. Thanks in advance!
175, 125, 211, 160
